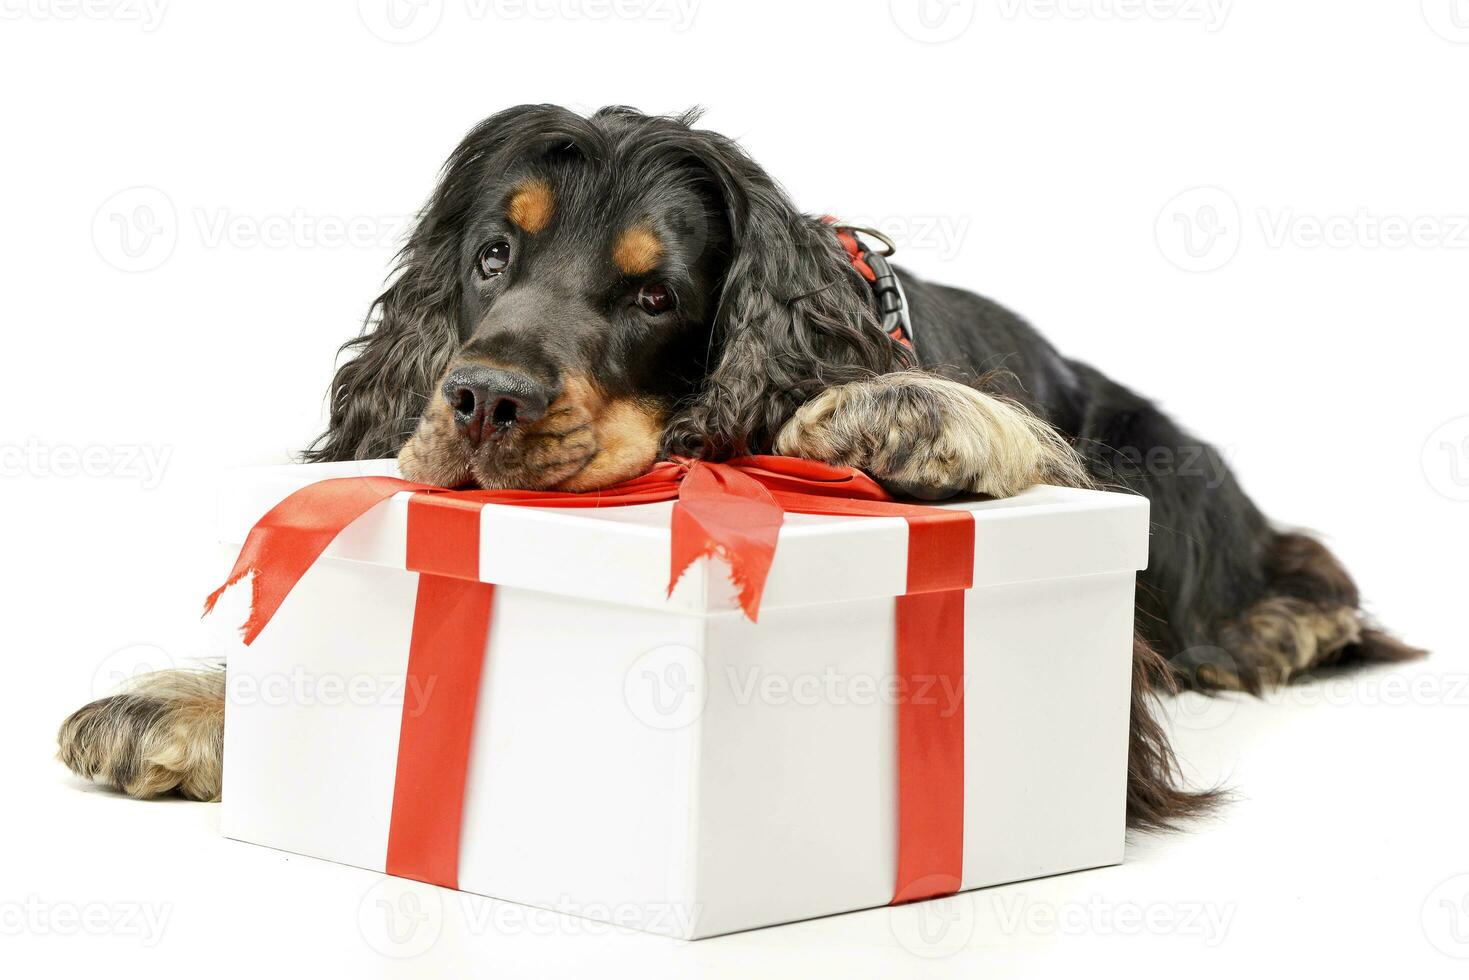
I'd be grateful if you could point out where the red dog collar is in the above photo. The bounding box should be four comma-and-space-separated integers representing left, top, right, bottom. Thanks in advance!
827, 219, 914, 350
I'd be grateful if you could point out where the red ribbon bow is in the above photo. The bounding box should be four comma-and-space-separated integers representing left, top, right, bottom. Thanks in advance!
208, 455, 973, 905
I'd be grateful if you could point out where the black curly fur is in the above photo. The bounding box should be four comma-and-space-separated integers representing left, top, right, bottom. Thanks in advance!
300, 105, 1424, 829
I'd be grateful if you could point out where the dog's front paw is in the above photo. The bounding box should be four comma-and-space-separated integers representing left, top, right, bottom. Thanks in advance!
58, 669, 226, 801
774, 374, 1090, 499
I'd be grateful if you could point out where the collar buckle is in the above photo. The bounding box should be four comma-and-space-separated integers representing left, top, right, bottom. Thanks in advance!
830, 222, 913, 349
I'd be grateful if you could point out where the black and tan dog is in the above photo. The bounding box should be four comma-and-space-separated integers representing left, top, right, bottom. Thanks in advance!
59, 105, 1423, 825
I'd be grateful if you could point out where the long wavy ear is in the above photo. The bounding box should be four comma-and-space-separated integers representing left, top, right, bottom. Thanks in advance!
660, 132, 912, 459
299, 241, 460, 463
303, 104, 598, 462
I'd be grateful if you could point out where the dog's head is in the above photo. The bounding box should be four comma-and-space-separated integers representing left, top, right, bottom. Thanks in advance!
307, 105, 908, 489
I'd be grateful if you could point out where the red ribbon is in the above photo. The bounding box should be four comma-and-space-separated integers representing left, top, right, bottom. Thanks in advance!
208, 456, 973, 903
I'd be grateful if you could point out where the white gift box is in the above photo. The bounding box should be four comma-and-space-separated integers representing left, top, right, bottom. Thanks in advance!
214, 460, 1148, 940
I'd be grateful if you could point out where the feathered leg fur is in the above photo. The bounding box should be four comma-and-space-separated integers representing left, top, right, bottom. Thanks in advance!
58, 668, 225, 801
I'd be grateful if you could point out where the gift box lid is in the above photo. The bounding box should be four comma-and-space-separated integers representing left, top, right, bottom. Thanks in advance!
217, 460, 1149, 615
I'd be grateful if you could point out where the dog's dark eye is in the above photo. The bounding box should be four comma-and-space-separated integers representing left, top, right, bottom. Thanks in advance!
636, 283, 676, 315
477, 240, 511, 278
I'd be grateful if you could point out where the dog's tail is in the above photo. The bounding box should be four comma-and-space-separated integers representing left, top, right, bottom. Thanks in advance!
1187, 532, 1426, 694
1127, 632, 1225, 830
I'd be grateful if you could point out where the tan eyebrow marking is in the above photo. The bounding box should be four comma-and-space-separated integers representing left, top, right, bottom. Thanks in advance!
506, 179, 554, 234
611, 224, 664, 275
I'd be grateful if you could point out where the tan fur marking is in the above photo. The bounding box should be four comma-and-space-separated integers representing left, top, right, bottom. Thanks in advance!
559, 395, 665, 491
507, 179, 555, 234
399, 370, 666, 491
57, 668, 226, 801
612, 224, 664, 276
774, 373, 1090, 498
397, 364, 474, 488
1210, 597, 1365, 690
396, 401, 470, 488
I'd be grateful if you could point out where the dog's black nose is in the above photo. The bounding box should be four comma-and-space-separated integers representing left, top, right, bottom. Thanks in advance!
441, 365, 551, 446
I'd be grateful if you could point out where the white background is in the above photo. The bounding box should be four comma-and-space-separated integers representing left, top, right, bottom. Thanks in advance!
3, 0, 1468, 976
